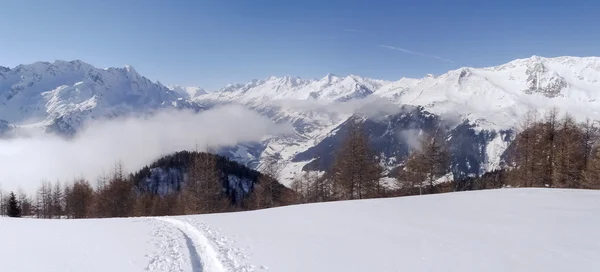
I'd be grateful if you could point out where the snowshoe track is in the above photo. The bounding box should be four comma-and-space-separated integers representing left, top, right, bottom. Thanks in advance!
155, 217, 226, 272
150, 217, 256, 272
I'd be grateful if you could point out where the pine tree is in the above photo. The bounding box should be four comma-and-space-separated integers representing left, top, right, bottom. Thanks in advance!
7, 192, 21, 218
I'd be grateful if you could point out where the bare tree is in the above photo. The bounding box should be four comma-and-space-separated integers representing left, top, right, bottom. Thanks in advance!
330, 119, 382, 200
398, 130, 450, 195
290, 171, 329, 203
181, 153, 228, 214
582, 146, 600, 189
94, 162, 135, 218
65, 178, 95, 218
552, 114, 586, 188
51, 181, 64, 218
17, 189, 33, 217
35, 180, 53, 218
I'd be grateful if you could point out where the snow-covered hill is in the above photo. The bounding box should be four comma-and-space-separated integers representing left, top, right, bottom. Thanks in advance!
2, 189, 599, 271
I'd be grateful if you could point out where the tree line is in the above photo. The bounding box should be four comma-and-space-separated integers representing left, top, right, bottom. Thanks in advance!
467, 109, 600, 190
3, 109, 599, 218
1, 152, 295, 218
290, 117, 453, 203
291, 110, 600, 203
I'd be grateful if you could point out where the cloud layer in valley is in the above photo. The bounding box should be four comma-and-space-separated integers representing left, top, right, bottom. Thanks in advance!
0, 105, 293, 193
271, 96, 407, 120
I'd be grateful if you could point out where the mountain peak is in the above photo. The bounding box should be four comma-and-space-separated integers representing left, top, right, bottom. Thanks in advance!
322, 73, 340, 83
167, 85, 207, 99
123, 65, 137, 74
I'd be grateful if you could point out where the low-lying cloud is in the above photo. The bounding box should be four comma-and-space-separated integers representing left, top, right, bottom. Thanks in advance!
0, 105, 293, 193
272, 96, 407, 120
397, 129, 423, 151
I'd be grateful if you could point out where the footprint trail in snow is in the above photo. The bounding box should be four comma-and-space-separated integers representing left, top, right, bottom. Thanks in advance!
147, 217, 256, 272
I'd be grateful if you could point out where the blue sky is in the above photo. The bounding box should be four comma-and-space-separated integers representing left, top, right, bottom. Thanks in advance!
1, 0, 599, 90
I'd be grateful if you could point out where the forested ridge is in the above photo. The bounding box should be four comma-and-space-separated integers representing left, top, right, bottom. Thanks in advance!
3, 109, 600, 218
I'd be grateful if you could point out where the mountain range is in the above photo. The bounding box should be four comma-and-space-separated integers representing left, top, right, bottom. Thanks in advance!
2, 56, 600, 185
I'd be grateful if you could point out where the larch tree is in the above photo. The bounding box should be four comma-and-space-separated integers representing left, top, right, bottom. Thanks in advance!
35, 180, 53, 218
415, 130, 450, 194
582, 146, 600, 189
94, 162, 135, 218
65, 178, 95, 219
51, 181, 64, 218
552, 114, 586, 188
182, 153, 228, 214
330, 119, 382, 200
507, 108, 540, 187
397, 151, 428, 196
17, 189, 33, 217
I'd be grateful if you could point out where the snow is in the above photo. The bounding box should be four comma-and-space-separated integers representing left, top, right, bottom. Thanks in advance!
2, 189, 600, 271
1, 217, 154, 271
375, 56, 600, 131
192, 56, 600, 183
484, 132, 511, 171
0, 60, 194, 129
167, 85, 208, 99
4, 56, 600, 187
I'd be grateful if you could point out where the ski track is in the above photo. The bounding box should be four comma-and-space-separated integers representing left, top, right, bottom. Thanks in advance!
149, 217, 256, 272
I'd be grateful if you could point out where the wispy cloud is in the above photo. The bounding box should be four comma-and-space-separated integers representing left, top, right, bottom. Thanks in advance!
343, 28, 366, 33
379, 45, 454, 63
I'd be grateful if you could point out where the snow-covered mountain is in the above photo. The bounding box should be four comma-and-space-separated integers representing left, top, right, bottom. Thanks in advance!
209, 73, 389, 102
192, 56, 600, 185
0, 60, 200, 135
376, 55, 600, 130
167, 85, 207, 99
3, 56, 600, 186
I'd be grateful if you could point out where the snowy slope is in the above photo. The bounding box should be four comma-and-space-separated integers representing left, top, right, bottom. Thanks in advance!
1, 217, 156, 272
195, 74, 390, 182
196, 56, 600, 184
0, 60, 199, 134
167, 85, 208, 99
206, 74, 389, 103
2, 189, 600, 271
376, 56, 600, 130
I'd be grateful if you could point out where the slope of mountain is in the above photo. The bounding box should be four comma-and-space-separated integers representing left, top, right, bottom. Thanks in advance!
167, 85, 207, 99
376, 56, 600, 130
195, 56, 600, 185
3, 56, 599, 187
209, 74, 389, 103
3, 189, 600, 271
0, 60, 200, 135
130, 150, 292, 206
